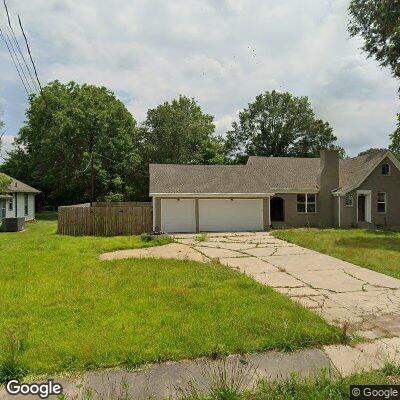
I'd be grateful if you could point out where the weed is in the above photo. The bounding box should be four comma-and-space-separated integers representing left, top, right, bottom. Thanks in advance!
195, 234, 208, 242
0, 329, 27, 384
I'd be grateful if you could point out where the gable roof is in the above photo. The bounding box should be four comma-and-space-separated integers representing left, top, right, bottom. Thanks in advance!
149, 150, 400, 196
1, 174, 40, 194
335, 150, 392, 194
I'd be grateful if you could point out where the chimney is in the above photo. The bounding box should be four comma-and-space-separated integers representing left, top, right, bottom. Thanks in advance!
318, 150, 339, 226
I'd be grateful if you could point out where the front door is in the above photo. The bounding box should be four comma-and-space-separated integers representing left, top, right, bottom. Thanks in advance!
358, 195, 366, 222
0, 200, 6, 220
270, 197, 284, 222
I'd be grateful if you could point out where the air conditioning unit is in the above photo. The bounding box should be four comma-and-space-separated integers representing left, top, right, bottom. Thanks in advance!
1, 217, 25, 232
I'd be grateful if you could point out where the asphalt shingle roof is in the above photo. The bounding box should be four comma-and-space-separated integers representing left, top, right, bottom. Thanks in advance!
149, 150, 390, 195
2, 174, 40, 194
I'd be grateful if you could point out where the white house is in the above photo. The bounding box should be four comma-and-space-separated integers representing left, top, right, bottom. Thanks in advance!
0, 174, 40, 221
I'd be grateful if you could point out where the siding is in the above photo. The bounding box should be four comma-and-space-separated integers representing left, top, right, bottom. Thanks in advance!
273, 193, 320, 227
8, 193, 36, 221
339, 157, 400, 227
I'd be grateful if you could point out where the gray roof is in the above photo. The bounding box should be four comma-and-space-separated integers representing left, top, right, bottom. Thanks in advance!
149, 150, 392, 195
1, 174, 40, 194
149, 164, 276, 194
337, 151, 388, 193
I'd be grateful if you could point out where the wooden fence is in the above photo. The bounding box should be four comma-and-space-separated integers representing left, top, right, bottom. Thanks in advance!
58, 202, 153, 236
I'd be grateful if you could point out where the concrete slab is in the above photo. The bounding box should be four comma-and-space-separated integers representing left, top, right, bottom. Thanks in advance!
273, 246, 317, 256
326, 290, 400, 316
194, 246, 246, 259
283, 287, 322, 297
0, 349, 335, 400
262, 254, 358, 272
242, 247, 278, 257
219, 257, 279, 274
196, 241, 257, 251
254, 272, 306, 288
317, 306, 363, 325
344, 268, 400, 289
288, 270, 365, 292
100, 243, 209, 264
323, 345, 380, 377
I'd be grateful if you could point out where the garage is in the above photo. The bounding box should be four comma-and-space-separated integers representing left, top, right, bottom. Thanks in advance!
199, 199, 263, 232
161, 199, 196, 233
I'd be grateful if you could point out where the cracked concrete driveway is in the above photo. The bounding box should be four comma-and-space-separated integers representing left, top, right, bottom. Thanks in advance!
174, 232, 400, 339
101, 231, 400, 339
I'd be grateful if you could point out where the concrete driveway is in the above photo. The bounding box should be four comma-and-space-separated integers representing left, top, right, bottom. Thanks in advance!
101, 231, 400, 339
174, 232, 400, 339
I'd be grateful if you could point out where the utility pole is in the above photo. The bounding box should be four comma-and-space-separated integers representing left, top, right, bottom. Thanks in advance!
89, 134, 95, 207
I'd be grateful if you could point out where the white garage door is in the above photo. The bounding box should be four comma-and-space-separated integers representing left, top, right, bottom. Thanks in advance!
161, 199, 196, 233
199, 199, 263, 232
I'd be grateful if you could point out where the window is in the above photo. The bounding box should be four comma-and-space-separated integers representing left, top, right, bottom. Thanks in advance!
297, 193, 317, 213
377, 192, 386, 213
8, 197, 13, 211
382, 163, 390, 175
345, 194, 354, 207
24, 194, 29, 216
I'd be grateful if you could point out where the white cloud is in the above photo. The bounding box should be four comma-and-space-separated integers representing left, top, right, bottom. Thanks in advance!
0, 0, 399, 156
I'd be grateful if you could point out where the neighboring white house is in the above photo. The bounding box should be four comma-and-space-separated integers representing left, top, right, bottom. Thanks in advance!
0, 174, 40, 221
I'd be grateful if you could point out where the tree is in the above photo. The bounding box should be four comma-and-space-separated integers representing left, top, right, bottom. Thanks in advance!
0, 173, 11, 193
390, 116, 400, 156
225, 91, 343, 163
134, 96, 225, 199
1, 81, 140, 206
358, 148, 388, 157
348, 0, 400, 79
140, 95, 224, 164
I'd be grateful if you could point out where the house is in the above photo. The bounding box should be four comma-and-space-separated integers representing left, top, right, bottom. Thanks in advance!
149, 149, 400, 233
0, 174, 40, 221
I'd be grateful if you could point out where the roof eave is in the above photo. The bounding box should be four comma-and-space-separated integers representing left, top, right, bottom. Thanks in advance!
150, 192, 276, 198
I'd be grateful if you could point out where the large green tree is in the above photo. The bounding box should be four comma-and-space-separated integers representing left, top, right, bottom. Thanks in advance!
349, 1, 400, 154
225, 91, 343, 163
2, 81, 140, 205
348, 0, 400, 79
140, 95, 224, 164
134, 95, 225, 199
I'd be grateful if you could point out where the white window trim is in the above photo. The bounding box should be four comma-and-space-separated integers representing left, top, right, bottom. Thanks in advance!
24, 194, 29, 216
8, 197, 13, 211
356, 190, 372, 223
345, 194, 354, 207
297, 193, 317, 214
377, 192, 387, 214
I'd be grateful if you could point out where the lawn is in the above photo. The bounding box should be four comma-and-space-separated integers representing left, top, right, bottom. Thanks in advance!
273, 228, 400, 279
0, 220, 341, 377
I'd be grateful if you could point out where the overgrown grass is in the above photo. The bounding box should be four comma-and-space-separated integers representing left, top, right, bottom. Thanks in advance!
0, 221, 341, 376
182, 367, 400, 400
273, 228, 400, 279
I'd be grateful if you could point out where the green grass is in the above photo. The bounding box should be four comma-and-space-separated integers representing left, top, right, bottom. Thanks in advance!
273, 228, 400, 280
184, 367, 400, 400
0, 221, 341, 376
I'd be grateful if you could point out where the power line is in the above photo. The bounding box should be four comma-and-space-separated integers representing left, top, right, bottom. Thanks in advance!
5, 26, 35, 93
3, 0, 39, 93
0, 28, 29, 95
18, 15, 43, 94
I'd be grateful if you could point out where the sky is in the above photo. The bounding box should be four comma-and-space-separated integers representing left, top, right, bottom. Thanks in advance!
0, 0, 399, 161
